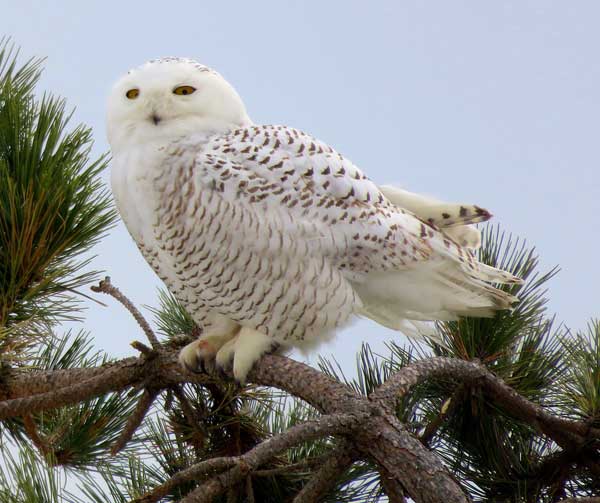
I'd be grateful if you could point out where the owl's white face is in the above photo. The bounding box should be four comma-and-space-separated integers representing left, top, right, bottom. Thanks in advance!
106, 58, 251, 153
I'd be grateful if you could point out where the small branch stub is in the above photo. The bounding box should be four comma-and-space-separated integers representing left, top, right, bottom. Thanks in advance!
91, 277, 161, 349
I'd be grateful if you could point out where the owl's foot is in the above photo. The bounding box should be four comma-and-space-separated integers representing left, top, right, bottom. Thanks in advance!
178, 326, 240, 374
214, 327, 279, 385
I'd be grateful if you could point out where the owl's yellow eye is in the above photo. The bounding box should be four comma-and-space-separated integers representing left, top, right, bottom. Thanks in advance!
173, 85, 196, 96
125, 88, 140, 99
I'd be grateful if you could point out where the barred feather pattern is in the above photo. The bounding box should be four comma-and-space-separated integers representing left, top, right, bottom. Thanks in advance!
115, 126, 518, 346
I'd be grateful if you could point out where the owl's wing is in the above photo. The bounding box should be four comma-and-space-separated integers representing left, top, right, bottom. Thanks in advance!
171, 125, 448, 279
155, 125, 520, 329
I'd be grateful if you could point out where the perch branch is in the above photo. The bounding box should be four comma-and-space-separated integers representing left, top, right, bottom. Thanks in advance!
2, 349, 598, 502
0, 361, 143, 419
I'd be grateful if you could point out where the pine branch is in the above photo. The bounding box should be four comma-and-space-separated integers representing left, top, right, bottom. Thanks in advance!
110, 387, 159, 455
419, 385, 466, 445
371, 356, 600, 449
292, 441, 355, 503
179, 413, 365, 503
0, 357, 146, 419
379, 470, 408, 503
4, 347, 599, 502
22, 413, 50, 457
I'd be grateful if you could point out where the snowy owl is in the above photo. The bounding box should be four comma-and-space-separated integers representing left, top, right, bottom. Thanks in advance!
107, 58, 520, 383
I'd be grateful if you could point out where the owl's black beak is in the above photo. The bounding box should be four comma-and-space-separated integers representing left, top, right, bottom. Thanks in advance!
151, 113, 162, 125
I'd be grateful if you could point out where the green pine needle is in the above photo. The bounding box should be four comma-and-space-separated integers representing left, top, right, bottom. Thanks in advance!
0, 39, 116, 355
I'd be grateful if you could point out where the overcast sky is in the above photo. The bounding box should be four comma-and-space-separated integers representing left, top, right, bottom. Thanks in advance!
4, 1, 600, 371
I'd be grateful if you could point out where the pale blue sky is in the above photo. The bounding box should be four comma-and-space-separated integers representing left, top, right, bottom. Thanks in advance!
4, 1, 600, 370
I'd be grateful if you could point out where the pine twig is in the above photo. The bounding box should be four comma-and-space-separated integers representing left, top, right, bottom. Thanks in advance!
110, 387, 159, 455
131, 340, 155, 356
91, 276, 160, 349
419, 385, 465, 445
292, 441, 355, 503
22, 413, 51, 457
245, 475, 255, 503
170, 384, 207, 448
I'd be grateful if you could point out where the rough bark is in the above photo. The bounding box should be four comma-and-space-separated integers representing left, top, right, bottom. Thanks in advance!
2, 349, 598, 503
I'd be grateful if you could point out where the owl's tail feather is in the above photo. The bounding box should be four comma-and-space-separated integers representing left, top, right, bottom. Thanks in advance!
357, 185, 521, 342
353, 260, 520, 341
379, 185, 493, 228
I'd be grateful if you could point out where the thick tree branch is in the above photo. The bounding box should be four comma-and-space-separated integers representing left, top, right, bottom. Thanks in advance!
0, 351, 209, 409
0, 361, 143, 419
2, 349, 598, 503
251, 356, 469, 503
371, 356, 600, 448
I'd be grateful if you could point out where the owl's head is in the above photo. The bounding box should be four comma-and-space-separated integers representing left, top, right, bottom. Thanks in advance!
106, 58, 251, 152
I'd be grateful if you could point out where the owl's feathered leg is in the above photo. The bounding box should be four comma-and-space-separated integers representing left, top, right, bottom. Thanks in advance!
178, 317, 240, 373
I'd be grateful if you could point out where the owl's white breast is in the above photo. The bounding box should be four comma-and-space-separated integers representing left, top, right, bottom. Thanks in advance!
110, 140, 186, 293
110, 141, 166, 244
